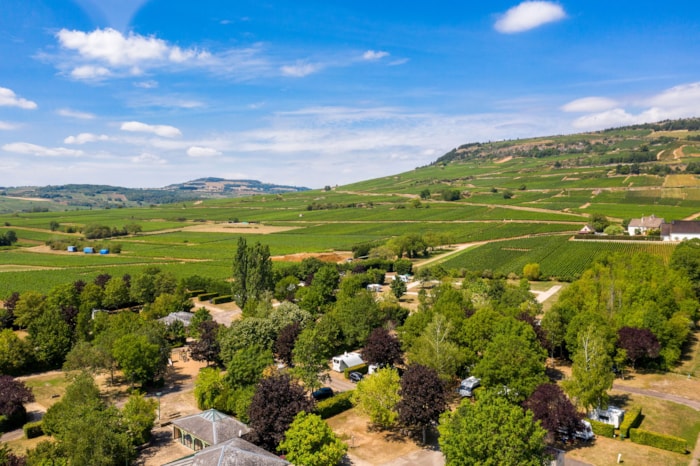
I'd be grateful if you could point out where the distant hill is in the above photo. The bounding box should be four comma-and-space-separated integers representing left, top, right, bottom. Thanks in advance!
0, 178, 310, 212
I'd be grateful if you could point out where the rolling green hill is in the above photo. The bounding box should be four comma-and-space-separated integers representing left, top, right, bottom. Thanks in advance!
2, 118, 700, 294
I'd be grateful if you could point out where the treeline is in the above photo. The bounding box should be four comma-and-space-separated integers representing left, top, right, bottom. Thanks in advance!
0, 230, 17, 246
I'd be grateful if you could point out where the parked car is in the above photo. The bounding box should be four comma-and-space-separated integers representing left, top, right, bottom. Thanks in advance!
312, 387, 334, 401
349, 371, 364, 383
457, 376, 480, 397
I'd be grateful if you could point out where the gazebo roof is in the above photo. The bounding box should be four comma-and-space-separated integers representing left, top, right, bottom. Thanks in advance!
172, 409, 250, 446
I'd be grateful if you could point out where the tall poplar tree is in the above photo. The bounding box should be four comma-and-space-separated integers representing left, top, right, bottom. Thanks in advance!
232, 237, 273, 308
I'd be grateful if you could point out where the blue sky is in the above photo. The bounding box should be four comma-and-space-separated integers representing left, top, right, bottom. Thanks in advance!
1, 1, 700, 188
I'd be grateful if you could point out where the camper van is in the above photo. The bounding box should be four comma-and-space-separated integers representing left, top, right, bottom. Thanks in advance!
559, 420, 595, 442
457, 376, 480, 397
589, 406, 625, 429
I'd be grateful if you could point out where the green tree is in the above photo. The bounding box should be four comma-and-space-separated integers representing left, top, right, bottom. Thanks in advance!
278, 412, 347, 466
352, 367, 401, 429
13, 290, 45, 328
0, 328, 30, 375
194, 367, 227, 410
113, 333, 167, 386
390, 277, 407, 298
438, 392, 548, 466
102, 276, 130, 310
224, 344, 273, 388
563, 325, 614, 410
522, 263, 541, 281
232, 237, 273, 309
122, 392, 157, 445
28, 308, 73, 368
291, 326, 330, 391
407, 313, 465, 381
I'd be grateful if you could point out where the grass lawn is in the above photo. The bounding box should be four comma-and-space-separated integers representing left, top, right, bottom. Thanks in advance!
20, 372, 73, 410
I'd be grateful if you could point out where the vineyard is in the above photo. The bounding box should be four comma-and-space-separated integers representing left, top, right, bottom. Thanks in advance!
440, 236, 677, 281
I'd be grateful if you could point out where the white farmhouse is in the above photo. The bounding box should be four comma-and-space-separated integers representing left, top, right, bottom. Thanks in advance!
627, 214, 664, 236
661, 220, 700, 241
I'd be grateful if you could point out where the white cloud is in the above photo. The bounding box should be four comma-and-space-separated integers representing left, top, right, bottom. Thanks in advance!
569, 82, 700, 130
561, 97, 618, 113
0, 121, 18, 130
120, 121, 182, 138
131, 152, 167, 164
0, 87, 37, 109
64, 133, 109, 144
388, 58, 409, 66
280, 61, 322, 77
2, 142, 83, 157
363, 50, 389, 61
70, 65, 111, 79
57, 108, 96, 119
187, 146, 222, 157
495, 1, 566, 34
134, 80, 158, 89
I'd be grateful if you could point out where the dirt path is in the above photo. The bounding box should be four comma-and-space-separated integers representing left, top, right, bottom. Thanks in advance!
612, 383, 700, 411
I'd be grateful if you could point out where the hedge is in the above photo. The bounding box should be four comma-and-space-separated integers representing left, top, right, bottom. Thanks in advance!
316, 391, 354, 419
619, 406, 643, 439
211, 295, 233, 304
187, 289, 206, 298
23, 421, 43, 439
629, 428, 687, 454
198, 292, 219, 301
344, 364, 368, 379
589, 419, 614, 438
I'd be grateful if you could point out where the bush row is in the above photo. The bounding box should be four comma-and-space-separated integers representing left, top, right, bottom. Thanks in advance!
589, 419, 614, 438
629, 428, 687, 454
619, 406, 642, 439
198, 292, 219, 301
211, 295, 233, 304
186, 289, 206, 298
24, 421, 44, 439
344, 364, 368, 379
316, 391, 354, 419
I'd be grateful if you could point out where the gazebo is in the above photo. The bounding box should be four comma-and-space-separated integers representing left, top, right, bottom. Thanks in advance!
172, 409, 250, 451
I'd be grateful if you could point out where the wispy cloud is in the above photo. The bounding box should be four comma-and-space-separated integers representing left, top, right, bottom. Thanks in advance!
495, 1, 566, 34
0, 87, 38, 109
363, 50, 389, 61
2, 142, 83, 157
57, 108, 96, 119
120, 121, 182, 138
134, 80, 158, 89
280, 61, 323, 77
131, 152, 167, 164
64, 133, 110, 144
0, 121, 18, 130
187, 146, 222, 157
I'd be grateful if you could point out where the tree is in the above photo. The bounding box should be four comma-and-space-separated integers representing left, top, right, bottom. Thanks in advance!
397, 364, 446, 443
274, 322, 301, 366
247, 373, 315, 451
13, 291, 45, 328
407, 313, 465, 381
362, 327, 403, 368
590, 213, 610, 232
522, 263, 541, 281
194, 367, 227, 410
113, 333, 167, 386
617, 326, 660, 369
352, 367, 401, 429
390, 277, 407, 298
419, 188, 431, 200
0, 329, 30, 375
523, 383, 583, 443
28, 308, 73, 369
563, 326, 614, 410
0, 376, 34, 430
232, 237, 273, 309
540, 306, 566, 358
122, 393, 157, 445
190, 320, 221, 365
291, 326, 330, 391
278, 412, 347, 466
438, 392, 548, 466
225, 344, 273, 388
0, 443, 26, 466
472, 327, 547, 403
188, 307, 212, 338
102, 276, 130, 310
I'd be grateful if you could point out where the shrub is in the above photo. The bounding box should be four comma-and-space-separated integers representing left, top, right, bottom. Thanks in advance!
394, 259, 413, 276
211, 295, 233, 304
0, 415, 6, 433
629, 428, 687, 454
343, 364, 368, 379
589, 419, 614, 438
198, 292, 219, 301
619, 406, 642, 439
316, 391, 354, 419
23, 420, 43, 438
186, 289, 206, 298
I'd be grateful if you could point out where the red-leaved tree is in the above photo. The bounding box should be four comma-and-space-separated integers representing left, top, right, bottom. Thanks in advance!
363, 327, 403, 368
397, 364, 446, 444
617, 326, 660, 369
523, 383, 582, 443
